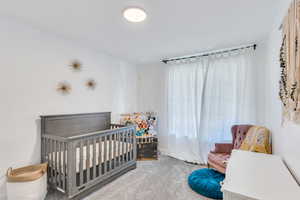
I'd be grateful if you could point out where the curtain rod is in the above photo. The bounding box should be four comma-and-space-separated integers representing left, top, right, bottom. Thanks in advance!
161, 44, 257, 64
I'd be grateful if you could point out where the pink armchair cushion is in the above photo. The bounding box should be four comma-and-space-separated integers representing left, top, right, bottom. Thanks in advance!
207, 153, 230, 174
211, 143, 233, 154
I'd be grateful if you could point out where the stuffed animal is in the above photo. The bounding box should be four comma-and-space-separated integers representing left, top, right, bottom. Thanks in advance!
120, 112, 157, 137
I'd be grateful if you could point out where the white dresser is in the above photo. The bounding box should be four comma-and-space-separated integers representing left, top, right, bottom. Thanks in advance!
222, 150, 300, 200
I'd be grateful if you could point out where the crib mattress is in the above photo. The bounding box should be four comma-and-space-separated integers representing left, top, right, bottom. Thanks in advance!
49, 141, 133, 172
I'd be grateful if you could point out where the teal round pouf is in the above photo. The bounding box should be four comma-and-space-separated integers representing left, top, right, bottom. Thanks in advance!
188, 168, 225, 200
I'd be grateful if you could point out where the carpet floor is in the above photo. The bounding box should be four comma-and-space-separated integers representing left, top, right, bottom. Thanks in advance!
46, 155, 214, 200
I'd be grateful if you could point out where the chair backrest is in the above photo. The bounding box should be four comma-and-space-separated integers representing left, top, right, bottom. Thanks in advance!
231, 125, 253, 149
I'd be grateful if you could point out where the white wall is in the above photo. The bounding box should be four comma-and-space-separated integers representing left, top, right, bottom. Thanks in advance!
262, 0, 300, 183
137, 63, 165, 113
137, 63, 167, 151
0, 17, 137, 198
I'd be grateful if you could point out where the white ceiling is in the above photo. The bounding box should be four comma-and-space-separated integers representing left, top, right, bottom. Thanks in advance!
1, 0, 279, 64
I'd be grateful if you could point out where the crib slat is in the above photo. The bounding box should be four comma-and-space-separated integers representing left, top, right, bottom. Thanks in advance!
50, 139, 54, 184
55, 141, 60, 187
50, 139, 53, 184
59, 141, 63, 189
93, 138, 96, 179
125, 130, 129, 162
41, 138, 45, 163
123, 131, 126, 163
56, 141, 61, 184
128, 131, 131, 161
45, 138, 50, 182
58, 142, 63, 188
113, 133, 117, 169
130, 130, 133, 161
120, 131, 124, 165
48, 139, 52, 184
62, 142, 66, 191
52, 139, 56, 185
79, 141, 83, 186
56, 141, 60, 187
53, 140, 56, 186
131, 130, 136, 160
42, 137, 46, 162
67, 141, 77, 196
86, 140, 90, 183
42, 137, 45, 162
54, 140, 57, 186
53, 140, 57, 185
98, 137, 102, 177
109, 134, 112, 171
122, 131, 125, 164
104, 135, 107, 174
117, 132, 121, 167
133, 130, 137, 161
128, 130, 132, 161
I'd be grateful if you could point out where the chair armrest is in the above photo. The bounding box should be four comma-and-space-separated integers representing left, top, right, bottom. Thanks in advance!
211, 143, 233, 154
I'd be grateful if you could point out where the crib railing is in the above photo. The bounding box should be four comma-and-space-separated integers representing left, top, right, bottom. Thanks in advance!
42, 124, 136, 198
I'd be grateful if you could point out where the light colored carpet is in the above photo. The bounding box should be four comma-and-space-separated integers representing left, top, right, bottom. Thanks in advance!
47, 155, 214, 200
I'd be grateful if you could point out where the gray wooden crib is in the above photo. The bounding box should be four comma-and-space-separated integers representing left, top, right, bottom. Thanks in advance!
41, 112, 137, 199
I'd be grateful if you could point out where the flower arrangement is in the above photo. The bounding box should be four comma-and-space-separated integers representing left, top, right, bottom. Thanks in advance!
120, 112, 157, 137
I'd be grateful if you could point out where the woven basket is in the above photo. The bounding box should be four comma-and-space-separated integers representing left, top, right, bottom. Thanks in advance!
7, 163, 47, 182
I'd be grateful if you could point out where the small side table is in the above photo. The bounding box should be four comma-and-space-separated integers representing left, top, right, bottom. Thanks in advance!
136, 135, 158, 160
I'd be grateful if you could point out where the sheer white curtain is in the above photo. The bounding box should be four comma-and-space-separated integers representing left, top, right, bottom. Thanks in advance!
161, 51, 257, 164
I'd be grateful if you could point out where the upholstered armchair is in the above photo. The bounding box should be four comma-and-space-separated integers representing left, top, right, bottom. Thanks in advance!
207, 125, 252, 174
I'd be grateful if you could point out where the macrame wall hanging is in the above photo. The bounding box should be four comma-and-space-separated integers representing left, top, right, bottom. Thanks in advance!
279, 0, 300, 123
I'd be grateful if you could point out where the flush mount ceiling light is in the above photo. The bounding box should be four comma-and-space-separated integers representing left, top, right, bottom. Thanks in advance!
123, 7, 147, 23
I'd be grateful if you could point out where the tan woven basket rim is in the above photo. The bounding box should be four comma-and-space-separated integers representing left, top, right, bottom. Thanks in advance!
7, 163, 47, 182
